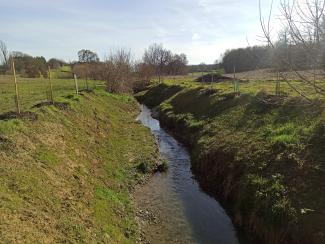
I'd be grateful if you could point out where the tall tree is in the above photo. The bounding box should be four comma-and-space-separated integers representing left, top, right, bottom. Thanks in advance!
48, 58, 65, 69
77, 49, 99, 89
143, 43, 188, 81
77, 49, 99, 63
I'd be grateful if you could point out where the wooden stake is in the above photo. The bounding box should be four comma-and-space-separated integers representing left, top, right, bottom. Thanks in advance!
86, 76, 89, 91
74, 73, 79, 95
12, 60, 21, 114
48, 66, 54, 103
233, 66, 236, 92
274, 71, 281, 96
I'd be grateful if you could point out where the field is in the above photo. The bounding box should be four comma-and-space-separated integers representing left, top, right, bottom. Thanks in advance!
49, 65, 74, 79
1, 68, 324, 116
0, 75, 105, 113
162, 70, 325, 101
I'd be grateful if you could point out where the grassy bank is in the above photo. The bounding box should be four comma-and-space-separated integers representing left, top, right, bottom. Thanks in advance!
0, 89, 157, 243
136, 83, 325, 244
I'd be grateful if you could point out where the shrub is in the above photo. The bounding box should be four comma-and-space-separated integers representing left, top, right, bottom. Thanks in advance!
136, 161, 150, 174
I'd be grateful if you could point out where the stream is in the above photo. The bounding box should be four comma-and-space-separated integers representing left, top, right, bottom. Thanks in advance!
135, 104, 239, 244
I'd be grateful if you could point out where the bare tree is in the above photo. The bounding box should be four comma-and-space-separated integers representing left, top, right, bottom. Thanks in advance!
135, 62, 155, 82
143, 43, 172, 82
143, 43, 188, 81
133, 61, 156, 92
166, 53, 188, 75
259, 0, 325, 99
104, 48, 134, 93
0, 40, 9, 71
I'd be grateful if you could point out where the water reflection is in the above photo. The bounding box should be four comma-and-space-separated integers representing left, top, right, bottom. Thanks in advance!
135, 105, 239, 244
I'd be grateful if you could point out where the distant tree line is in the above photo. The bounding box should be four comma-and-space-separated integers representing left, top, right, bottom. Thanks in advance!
1, 41, 189, 93
10, 52, 49, 78
48, 58, 66, 69
0, 40, 67, 77
221, 41, 325, 74
221, 12, 325, 75
72, 44, 189, 93
221, 46, 271, 73
187, 63, 220, 73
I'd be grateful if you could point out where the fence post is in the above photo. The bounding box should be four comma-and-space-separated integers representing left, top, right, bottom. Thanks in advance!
86, 76, 89, 91
233, 66, 237, 92
236, 80, 240, 92
74, 73, 79, 95
12, 60, 21, 114
275, 71, 280, 96
48, 66, 54, 103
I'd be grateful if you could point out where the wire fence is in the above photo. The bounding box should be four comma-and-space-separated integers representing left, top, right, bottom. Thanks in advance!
1, 67, 324, 115
0, 69, 104, 115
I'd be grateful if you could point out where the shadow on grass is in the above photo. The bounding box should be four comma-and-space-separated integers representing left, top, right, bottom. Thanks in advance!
0, 134, 15, 151
0, 111, 38, 121
32, 101, 70, 110
168, 87, 250, 120
136, 83, 183, 107
79, 88, 94, 94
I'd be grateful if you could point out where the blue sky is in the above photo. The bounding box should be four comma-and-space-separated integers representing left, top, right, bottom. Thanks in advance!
0, 0, 278, 64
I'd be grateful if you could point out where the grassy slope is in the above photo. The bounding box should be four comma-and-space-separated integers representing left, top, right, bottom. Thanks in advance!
136, 83, 325, 244
50, 66, 74, 79
0, 90, 157, 243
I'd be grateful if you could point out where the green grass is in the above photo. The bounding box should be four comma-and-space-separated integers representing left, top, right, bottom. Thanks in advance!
35, 146, 60, 166
0, 79, 158, 243
156, 73, 325, 100
136, 82, 325, 243
50, 65, 73, 79
0, 75, 105, 113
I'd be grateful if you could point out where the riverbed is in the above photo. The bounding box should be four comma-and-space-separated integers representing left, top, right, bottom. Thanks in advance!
134, 104, 239, 244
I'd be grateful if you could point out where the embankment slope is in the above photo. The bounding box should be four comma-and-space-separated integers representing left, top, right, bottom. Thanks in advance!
0, 91, 157, 243
136, 83, 325, 244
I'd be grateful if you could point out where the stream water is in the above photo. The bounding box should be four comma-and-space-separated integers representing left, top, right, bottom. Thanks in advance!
135, 105, 239, 244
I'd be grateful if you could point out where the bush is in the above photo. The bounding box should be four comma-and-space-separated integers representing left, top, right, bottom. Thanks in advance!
136, 161, 150, 174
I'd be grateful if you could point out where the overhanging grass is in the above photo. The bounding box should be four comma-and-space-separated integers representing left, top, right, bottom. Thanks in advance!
137, 82, 325, 243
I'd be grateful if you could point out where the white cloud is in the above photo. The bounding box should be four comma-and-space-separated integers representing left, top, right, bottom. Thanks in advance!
192, 33, 200, 40
0, 0, 282, 64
